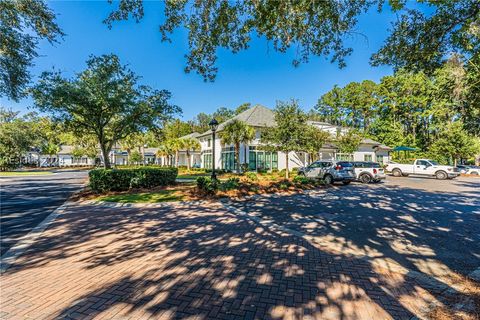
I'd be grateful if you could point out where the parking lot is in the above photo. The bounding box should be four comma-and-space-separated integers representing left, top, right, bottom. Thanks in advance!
1, 175, 479, 319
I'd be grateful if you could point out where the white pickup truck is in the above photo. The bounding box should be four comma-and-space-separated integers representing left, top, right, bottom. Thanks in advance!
386, 159, 460, 180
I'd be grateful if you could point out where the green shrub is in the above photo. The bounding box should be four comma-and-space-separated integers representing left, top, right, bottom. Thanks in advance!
219, 177, 240, 191
245, 172, 258, 182
293, 175, 312, 185
89, 167, 178, 192
278, 179, 292, 190
196, 176, 219, 195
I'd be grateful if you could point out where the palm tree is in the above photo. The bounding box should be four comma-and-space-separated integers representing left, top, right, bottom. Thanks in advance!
220, 119, 255, 173
167, 138, 183, 167
156, 144, 172, 166
120, 135, 139, 164
181, 137, 201, 170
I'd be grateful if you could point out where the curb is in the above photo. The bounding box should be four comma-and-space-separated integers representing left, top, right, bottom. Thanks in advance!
0, 202, 72, 273
78, 199, 214, 208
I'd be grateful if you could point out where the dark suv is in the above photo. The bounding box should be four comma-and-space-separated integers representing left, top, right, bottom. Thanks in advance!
298, 160, 355, 185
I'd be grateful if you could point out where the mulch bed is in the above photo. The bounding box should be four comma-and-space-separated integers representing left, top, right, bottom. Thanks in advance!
70, 179, 329, 203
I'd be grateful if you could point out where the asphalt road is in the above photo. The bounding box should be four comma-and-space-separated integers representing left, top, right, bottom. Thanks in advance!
0, 170, 88, 256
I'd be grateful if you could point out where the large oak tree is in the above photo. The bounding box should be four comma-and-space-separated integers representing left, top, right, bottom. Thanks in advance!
31, 54, 180, 169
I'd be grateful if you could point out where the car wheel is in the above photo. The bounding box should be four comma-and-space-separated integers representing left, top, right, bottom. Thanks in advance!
392, 168, 402, 177
342, 180, 351, 185
324, 174, 333, 185
359, 174, 371, 184
471, 171, 479, 175
435, 171, 447, 180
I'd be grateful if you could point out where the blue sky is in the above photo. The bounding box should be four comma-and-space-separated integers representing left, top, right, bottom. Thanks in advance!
2, 1, 397, 121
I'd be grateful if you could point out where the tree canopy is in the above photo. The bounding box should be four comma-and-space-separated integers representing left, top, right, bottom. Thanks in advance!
371, 1, 480, 73
104, 0, 479, 80
314, 56, 480, 163
31, 54, 180, 168
0, 0, 64, 101
261, 100, 307, 178
0, 108, 37, 169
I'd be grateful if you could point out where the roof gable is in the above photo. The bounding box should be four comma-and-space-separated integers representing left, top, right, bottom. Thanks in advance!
180, 132, 201, 139
198, 105, 275, 137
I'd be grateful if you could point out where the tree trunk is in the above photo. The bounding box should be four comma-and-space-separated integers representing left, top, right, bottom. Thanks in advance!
235, 143, 240, 173
100, 143, 111, 169
285, 152, 289, 179
244, 145, 248, 169
186, 150, 191, 170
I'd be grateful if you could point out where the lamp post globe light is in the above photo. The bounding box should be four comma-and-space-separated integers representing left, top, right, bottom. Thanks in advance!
209, 118, 219, 180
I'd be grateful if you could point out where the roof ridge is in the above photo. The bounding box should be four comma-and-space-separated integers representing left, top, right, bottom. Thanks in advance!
243, 105, 260, 123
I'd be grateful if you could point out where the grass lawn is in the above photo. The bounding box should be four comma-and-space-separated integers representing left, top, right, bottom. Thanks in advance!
0, 171, 54, 176
98, 189, 185, 203
177, 173, 209, 179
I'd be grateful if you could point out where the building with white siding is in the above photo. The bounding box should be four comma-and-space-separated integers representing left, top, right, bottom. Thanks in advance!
196, 105, 392, 171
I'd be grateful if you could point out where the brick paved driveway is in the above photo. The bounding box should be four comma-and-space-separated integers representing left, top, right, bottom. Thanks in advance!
1, 177, 479, 320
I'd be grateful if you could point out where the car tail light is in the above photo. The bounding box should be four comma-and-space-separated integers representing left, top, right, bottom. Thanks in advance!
373, 168, 377, 174
335, 165, 342, 170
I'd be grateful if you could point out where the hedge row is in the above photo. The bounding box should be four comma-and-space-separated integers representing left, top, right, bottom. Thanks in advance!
89, 167, 178, 192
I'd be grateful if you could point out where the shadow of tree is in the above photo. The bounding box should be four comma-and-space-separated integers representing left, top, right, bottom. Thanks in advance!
2, 180, 479, 319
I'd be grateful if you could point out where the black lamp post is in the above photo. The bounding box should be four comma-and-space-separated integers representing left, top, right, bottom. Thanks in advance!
209, 118, 219, 180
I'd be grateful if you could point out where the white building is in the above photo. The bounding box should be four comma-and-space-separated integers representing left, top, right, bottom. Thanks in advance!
23, 106, 391, 170
23, 145, 97, 167
152, 132, 202, 168
196, 105, 391, 171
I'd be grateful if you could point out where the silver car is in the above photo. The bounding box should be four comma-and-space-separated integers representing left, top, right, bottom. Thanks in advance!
298, 160, 355, 185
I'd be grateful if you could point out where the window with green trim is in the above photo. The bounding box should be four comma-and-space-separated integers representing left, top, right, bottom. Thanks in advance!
247, 146, 278, 171
203, 152, 212, 169
221, 146, 236, 171
364, 154, 373, 162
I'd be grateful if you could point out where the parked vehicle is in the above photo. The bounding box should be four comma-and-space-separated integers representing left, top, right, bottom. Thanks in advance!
352, 161, 386, 183
298, 160, 355, 185
468, 166, 480, 175
461, 165, 480, 175
456, 165, 470, 174
386, 159, 460, 180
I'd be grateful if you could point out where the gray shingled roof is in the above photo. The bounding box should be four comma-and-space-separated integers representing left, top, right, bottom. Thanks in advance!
361, 138, 393, 150
198, 105, 275, 137
58, 145, 74, 155
180, 132, 201, 139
